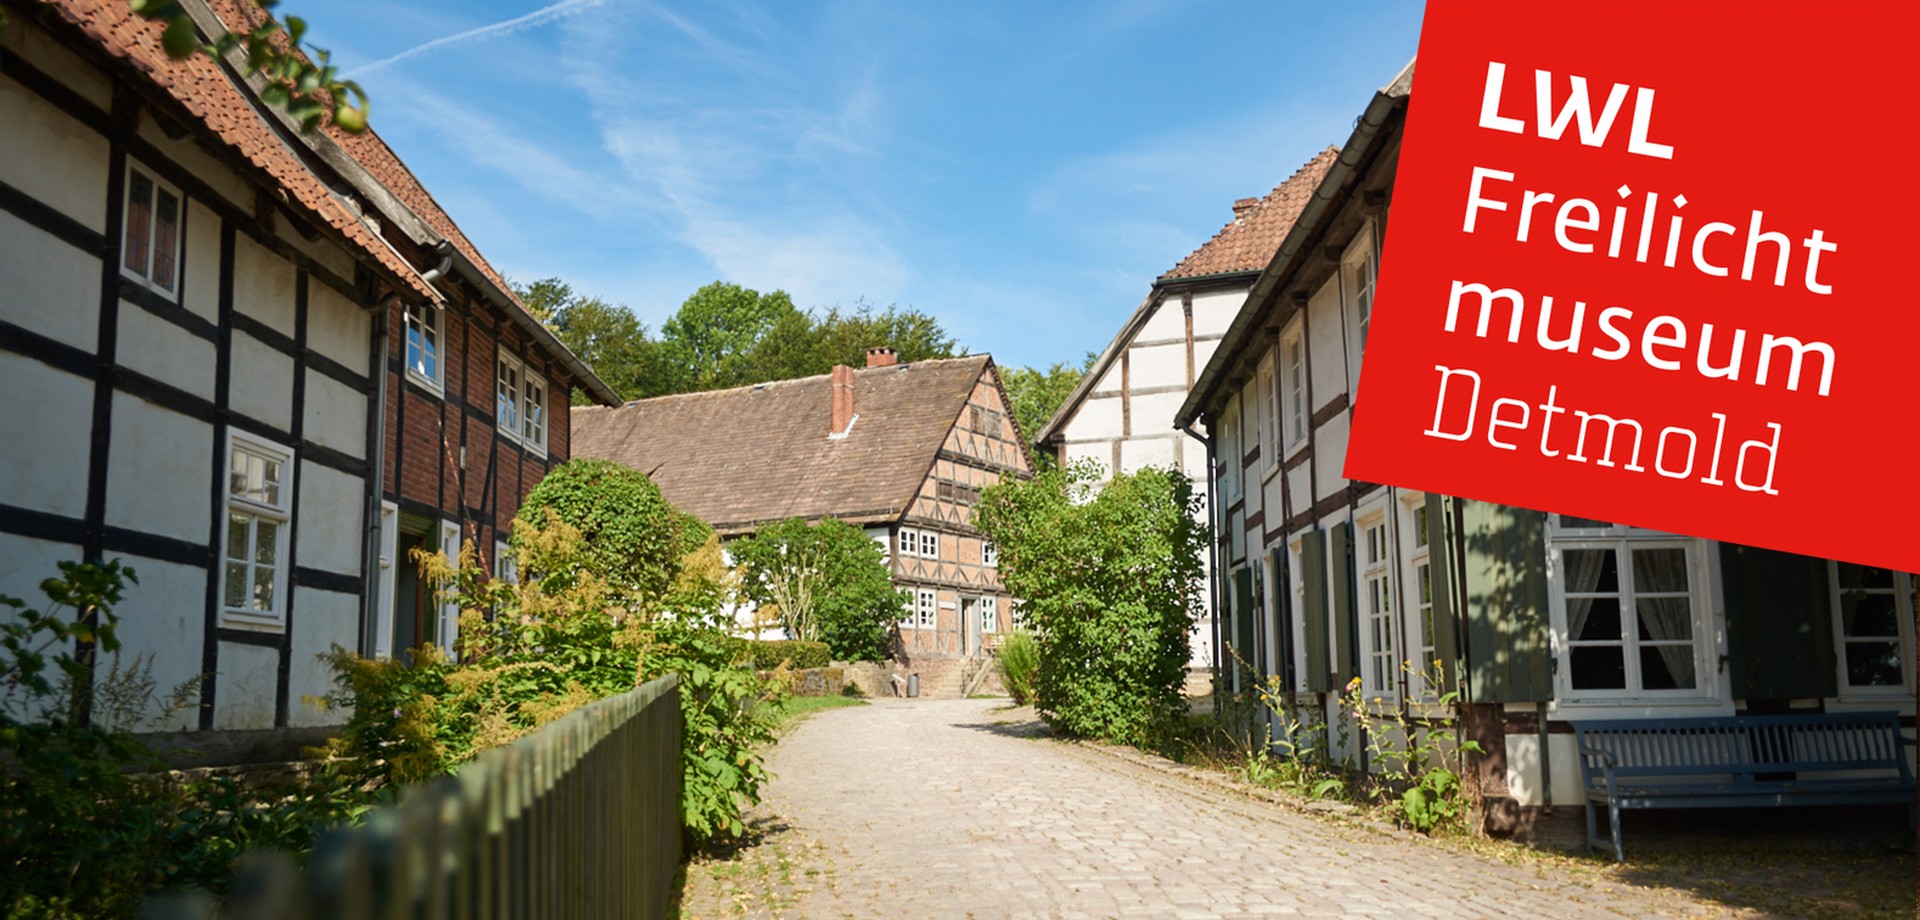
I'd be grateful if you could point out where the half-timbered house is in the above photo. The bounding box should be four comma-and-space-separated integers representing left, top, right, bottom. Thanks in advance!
0, 0, 615, 746
571, 350, 1032, 695
1173, 60, 1916, 840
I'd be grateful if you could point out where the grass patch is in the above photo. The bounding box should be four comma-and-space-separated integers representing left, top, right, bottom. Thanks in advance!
768, 694, 865, 732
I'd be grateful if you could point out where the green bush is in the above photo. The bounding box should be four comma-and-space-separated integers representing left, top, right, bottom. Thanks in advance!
515, 458, 712, 607
996, 630, 1039, 705
730, 517, 903, 661
976, 460, 1205, 747
739, 639, 833, 670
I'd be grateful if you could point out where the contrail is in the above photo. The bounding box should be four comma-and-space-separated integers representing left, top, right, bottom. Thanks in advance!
343, 0, 613, 78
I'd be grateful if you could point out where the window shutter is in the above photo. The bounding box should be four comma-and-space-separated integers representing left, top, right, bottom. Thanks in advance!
1330, 521, 1357, 688
1232, 567, 1256, 688
1427, 510, 1461, 694
1301, 531, 1330, 692
1451, 500, 1553, 702
1269, 548, 1294, 689
1720, 543, 1835, 701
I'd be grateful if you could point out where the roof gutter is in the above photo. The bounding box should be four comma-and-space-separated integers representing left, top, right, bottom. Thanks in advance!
1174, 59, 1413, 430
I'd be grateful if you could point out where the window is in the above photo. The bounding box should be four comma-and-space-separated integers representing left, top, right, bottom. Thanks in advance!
1009, 599, 1026, 630
919, 530, 940, 560
495, 349, 547, 453
494, 540, 518, 585
1344, 228, 1378, 356
221, 433, 292, 630
1219, 398, 1242, 502
1401, 497, 1439, 700
916, 588, 937, 629
1279, 320, 1308, 450
1256, 351, 1276, 468
122, 163, 182, 298
1359, 515, 1396, 696
898, 528, 919, 558
405, 303, 444, 389
896, 590, 915, 627
1828, 562, 1914, 696
981, 596, 999, 634
1551, 516, 1706, 699
981, 541, 997, 568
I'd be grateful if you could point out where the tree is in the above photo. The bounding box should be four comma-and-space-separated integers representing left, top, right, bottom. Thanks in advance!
658, 282, 800, 393
2, 1, 370, 133
729, 518, 903, 662
974, 460, 1205, 746
1000, 353, 1096, 463
518, 277, 667, 403
514, 458, 709, 609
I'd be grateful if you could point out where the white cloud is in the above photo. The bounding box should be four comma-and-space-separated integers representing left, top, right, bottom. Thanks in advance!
342, 0, 615, 78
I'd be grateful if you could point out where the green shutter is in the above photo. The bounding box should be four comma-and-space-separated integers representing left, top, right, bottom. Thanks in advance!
1301, 530, 1330, 692
1451, 499, 1553, 702
1330, 521, 1357, 688
1427, 503, 1461, 693
1721, 543, 1836, 700
1232, 567, 1255, 687
1269, 548, 1294, 689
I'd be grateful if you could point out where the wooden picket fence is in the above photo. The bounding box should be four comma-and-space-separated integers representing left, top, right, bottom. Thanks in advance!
144, 674, 684, 920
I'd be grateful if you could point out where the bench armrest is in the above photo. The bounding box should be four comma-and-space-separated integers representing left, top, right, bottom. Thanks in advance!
1577, 744, 1621, 798
1577, 744, 1616, 767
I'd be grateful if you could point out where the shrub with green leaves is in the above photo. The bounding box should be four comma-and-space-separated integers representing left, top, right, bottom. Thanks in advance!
738, 639, 833, 670
996, 630, 1039, 705
976, 460, 1204, 746
729, 517, 903, 662
515, 458, 712, 608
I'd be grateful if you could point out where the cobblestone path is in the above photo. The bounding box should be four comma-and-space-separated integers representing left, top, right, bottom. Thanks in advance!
676, 698, 1734, 918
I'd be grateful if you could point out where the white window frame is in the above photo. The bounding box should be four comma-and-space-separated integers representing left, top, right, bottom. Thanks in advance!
1547, 515, 1716, 707
915, 588, 937, 629
121, 160, 184, 300
980, 596, 998, 634
1288, 537, 1309, 693
220, 431, 293, 631
898, 527, 918, 558
495, 348, 547, 456
919, 530, 940, 560
1278, 317, 1308, 454
405, 302, 445, 392
1343, 224, 1378, 373
374, 501, 398, 659
438, 520, 463, 658
494, 539, 518, 585
1826, 561, 1915, 702
1219, 395, 1242, 503
1396, 493, 1440, 702
896, 589, 915, 628
1256, 350, 1277, 478
981, 540, 997, 568
1356, 507, 1397, 700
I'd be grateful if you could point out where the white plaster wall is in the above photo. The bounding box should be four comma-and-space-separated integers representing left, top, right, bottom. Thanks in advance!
0, 354, 93, 518
119, 303, 217, 400
230, 331, 294, 430
275, 221, 356, 284
181, 201, 221, 322
7, 18, 112, 109
1313, 412, 1352, 499
0, 534, 84, 721
1262, 469, 1285, 526
213, 641, 277, 730
1062, 440, 1111, 475
287, 588, 358, 727
1129, 343, 1187, 390
1286, 464, 1312, 514
1119, 435, 1174, 473
1504, 732, 1582, 807
1090, 360, 1123, 396
1136, 295, 1184, 342
1192, 339, 1220, 380
98, 556, 208, 732
0, 74, 109, 232
303, 371, 366, 457
0, 212, 101, 351
295, 461, 364, 576
136, 120, 249, 211
232, 235, 296, 335
1307, 281, 1347, 401
105, 394, 213, 545
1190, 288, 1246, 337
306, 286, 369, 372
1130, 391, 1187, 435
1071, 396, 1123, 439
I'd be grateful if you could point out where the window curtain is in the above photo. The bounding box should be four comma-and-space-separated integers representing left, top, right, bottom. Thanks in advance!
1563, 547, 1609, 639
1632, 549, 1696, 686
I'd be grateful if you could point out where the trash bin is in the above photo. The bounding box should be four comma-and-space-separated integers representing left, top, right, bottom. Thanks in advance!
907, 673, 919, 698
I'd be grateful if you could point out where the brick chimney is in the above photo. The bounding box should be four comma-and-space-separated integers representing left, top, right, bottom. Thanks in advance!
1231, 197, 1260, 220
865, 347, 898, 368
830, 364, 855, 436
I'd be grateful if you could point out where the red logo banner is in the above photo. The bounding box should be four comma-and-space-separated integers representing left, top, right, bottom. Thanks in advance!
1345, 0, 1920, 571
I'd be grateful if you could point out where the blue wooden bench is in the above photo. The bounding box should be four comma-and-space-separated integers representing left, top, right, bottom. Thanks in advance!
1573, 712, 1917, 860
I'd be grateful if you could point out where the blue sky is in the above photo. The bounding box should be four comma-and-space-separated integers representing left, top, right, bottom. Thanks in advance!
306, 1, 1424, 370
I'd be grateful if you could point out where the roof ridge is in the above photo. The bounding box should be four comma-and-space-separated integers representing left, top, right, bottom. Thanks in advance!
1158, 146, 1341, 281
602, 354, 990, 409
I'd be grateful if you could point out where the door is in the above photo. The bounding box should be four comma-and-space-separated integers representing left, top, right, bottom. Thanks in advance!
393, 529, 430, 662
961, 597, 979, 657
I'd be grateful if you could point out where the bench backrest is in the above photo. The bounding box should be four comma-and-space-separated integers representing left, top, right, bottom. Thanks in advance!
1573, 712, 1915, 781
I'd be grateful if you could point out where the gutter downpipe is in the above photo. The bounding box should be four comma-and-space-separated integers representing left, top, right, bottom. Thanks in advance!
1178, 418, 1224, 722
359, 290, 398, 656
